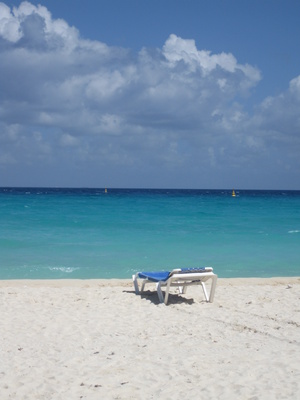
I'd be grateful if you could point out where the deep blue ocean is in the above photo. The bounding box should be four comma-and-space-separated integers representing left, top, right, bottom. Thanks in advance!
0, 188, 299, 279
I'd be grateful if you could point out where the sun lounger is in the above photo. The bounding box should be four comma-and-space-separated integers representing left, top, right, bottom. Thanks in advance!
132, 267, 217, 305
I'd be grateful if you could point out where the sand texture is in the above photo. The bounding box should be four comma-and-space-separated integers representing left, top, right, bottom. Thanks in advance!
1, 277, 300, 399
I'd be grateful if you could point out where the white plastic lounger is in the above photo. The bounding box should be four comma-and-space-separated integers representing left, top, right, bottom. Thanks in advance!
132, 267, 217, 305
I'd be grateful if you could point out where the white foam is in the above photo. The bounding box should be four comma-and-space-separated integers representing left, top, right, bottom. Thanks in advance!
49, 266, 79, 273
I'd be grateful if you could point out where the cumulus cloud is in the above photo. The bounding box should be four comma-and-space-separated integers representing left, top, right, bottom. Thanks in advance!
251, 76, 300, 154
162, 34, 260, 88
0, 1, 299, 188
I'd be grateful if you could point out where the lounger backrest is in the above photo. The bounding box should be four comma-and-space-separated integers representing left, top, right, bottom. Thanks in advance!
170, 267, 213, 275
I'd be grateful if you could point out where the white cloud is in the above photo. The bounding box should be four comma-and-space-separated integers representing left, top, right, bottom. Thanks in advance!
0, 3, 22, 41
257, 75, 300, 130
289, 76, 300, 98
162, 34, 261, 88
60, 133, 79, 147
0, 1, 299, 188
162, 34, 237, 73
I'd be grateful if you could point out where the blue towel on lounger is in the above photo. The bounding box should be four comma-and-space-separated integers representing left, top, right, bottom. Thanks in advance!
137, 271, 171, 282
138, 268, 208, 282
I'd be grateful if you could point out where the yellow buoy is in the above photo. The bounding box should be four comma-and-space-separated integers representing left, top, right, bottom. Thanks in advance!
105, 188, 107, 193
232, 189, 236, 197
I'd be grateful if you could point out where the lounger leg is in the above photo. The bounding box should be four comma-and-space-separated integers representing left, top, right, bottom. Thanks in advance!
209, 275, 218, 303
132, 274, 140, 294
181, 286, 187, 294
141, 280, 148, 292
201, 281, 209, 301
164, 279, 174, 305
156, 282, 165, 304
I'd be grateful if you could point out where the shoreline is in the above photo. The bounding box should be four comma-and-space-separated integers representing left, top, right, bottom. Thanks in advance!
0, 276, 299, 287
1, 276, 300, 399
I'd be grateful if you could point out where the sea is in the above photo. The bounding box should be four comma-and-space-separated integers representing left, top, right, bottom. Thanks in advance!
0, 188, 299, 280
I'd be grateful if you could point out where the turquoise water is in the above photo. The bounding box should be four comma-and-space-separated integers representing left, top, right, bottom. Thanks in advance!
0, 188, 299, 279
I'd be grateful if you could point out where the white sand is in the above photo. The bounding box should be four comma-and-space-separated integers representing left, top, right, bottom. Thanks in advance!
1, 277, 300, 399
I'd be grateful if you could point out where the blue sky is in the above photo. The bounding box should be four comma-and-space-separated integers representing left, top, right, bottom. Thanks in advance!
0, 0, 300, 189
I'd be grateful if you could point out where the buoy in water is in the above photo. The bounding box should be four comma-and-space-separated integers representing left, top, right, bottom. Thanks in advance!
232, 189, 236, 197
105, 188, 108, 193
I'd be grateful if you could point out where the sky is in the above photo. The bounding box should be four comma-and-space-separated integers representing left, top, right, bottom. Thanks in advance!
0, 0, 300, 189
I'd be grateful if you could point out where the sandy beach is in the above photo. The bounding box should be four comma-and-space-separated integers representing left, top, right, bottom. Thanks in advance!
1, 277, 300, 399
